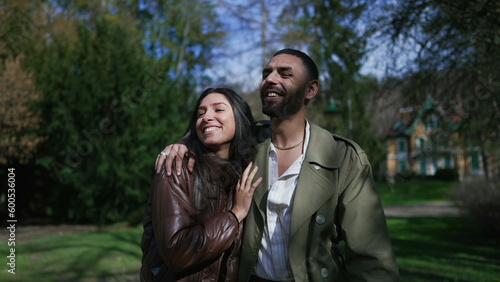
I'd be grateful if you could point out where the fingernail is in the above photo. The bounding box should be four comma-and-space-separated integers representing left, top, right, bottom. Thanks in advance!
167, 171, 171, 176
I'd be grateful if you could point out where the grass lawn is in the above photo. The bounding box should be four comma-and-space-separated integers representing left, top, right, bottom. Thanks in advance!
378, 180, 500, 281
376, 180, 458, 205
1, 180, 498, 281
0, 226, 143, 281
3, 220, 498, 281
388, 217, 500, 282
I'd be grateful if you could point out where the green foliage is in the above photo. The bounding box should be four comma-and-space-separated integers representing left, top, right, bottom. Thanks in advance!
275, 0, 369, 96
277, 0, 384, 168
25, 16, 200, 225
309, 0, 367, 94
138, 0, 223, 81
381, 0, 499, 71
377, 0, 500, 179
0, 0, 224, 226
348, 75, 386, 167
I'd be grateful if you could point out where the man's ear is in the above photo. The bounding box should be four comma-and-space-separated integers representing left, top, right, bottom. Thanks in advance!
305, 79, 319, 100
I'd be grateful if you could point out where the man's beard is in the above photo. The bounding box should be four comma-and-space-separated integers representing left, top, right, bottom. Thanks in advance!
261, 86, 307, 118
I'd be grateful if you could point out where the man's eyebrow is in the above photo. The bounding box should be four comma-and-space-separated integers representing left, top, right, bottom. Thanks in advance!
278, 66, 293, 72
263, 66, 293, 73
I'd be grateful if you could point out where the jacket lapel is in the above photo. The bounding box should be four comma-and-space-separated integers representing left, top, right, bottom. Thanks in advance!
290, 124, 341, 237
252, 139, 271, 219
251, 124, 342, 237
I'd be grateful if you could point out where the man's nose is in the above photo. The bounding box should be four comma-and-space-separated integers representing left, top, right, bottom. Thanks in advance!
264, 71, 278, 83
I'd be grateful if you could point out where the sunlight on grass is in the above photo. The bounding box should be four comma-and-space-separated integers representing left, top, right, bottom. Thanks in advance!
388, 217, 500, 281
1, 180, 498, 281
376, 180, 457, 205
0, 226, 143, 281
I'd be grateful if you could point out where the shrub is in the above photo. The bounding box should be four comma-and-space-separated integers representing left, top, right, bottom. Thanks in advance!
395, 170, 416, 181
449, 180, 500, 236
434, 168, 459, 181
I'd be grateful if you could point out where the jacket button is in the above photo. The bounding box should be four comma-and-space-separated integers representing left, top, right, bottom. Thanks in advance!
315, 215, 326, 224
321, 268, 328, 278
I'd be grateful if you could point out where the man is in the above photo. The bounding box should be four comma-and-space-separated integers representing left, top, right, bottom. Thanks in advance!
156, 48, 399, 281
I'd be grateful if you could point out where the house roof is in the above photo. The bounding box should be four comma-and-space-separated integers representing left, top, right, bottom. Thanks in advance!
385, 97, 461, 139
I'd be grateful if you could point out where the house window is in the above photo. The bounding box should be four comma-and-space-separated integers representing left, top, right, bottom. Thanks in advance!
442, 137, 451, 150
444, 155, 451, 168
398, 138, 406, 153
432, 157, 438, 173
418, 137, 425, 151
425, 114, 439, 131
393, 120, 403, 131
471, 151, 481, 171
430, 140, 437, 152
419, 157, 426, 175
399, 159, 407, 171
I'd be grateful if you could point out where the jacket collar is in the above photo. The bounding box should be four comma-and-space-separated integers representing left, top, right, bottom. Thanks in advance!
252, 123, 342, 224
204, 152, 240, 191
303, 123, 342, 169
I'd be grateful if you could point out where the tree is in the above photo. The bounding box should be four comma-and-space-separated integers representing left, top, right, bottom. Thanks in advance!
377, 0, 500, 179
0, 54, 43, 165
273, 0, 386, 166
27, 16, 147, 224
0, 0, 224, 225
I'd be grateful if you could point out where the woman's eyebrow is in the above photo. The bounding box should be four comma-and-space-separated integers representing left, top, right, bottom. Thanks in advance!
209, 102, 229, 107
198, 102, 229, 110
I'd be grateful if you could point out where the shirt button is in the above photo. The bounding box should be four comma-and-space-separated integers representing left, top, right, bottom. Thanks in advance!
316, 215, 326, 224
321, 268, 328, 278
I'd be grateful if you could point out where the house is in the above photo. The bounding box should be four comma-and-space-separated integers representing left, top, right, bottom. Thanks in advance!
384, 97, 496, 181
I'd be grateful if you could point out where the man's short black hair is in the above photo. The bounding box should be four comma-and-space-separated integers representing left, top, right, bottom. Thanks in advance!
273, 48, 319, 81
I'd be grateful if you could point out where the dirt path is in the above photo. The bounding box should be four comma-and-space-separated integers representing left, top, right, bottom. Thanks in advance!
2, 201, 461, 242
1, 224, 108, 242
383, 200, 461, 218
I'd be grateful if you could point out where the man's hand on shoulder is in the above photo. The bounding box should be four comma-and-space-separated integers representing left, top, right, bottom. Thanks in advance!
156, 144, 193, 176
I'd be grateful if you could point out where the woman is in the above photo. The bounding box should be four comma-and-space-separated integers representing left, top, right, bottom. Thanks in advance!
140, 87, 262, 281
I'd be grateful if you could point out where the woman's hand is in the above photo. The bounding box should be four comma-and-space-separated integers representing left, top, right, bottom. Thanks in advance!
155, 144, 195, 176
231, 162, 262, 222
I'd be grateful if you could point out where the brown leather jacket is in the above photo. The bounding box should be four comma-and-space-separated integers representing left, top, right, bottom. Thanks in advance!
141, 154, 243, 282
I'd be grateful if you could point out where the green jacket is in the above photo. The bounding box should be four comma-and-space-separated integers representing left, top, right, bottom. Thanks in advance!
238, 123, 399, 281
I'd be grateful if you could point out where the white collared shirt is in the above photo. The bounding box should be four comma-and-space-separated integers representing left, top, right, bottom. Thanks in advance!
254, 121, 311, 281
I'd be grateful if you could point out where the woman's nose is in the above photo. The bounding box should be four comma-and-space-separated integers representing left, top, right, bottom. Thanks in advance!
203, 112, 214, 121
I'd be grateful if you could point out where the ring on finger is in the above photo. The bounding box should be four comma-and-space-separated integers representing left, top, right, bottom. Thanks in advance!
159, 151, 167, 156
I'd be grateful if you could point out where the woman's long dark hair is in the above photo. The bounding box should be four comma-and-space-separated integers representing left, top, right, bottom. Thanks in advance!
181, 87, 257, 206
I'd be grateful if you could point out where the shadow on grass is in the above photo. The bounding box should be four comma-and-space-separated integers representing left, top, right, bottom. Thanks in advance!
0, 227, 143, 281
3, 217, 499, 281
388, 217, 500, 282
